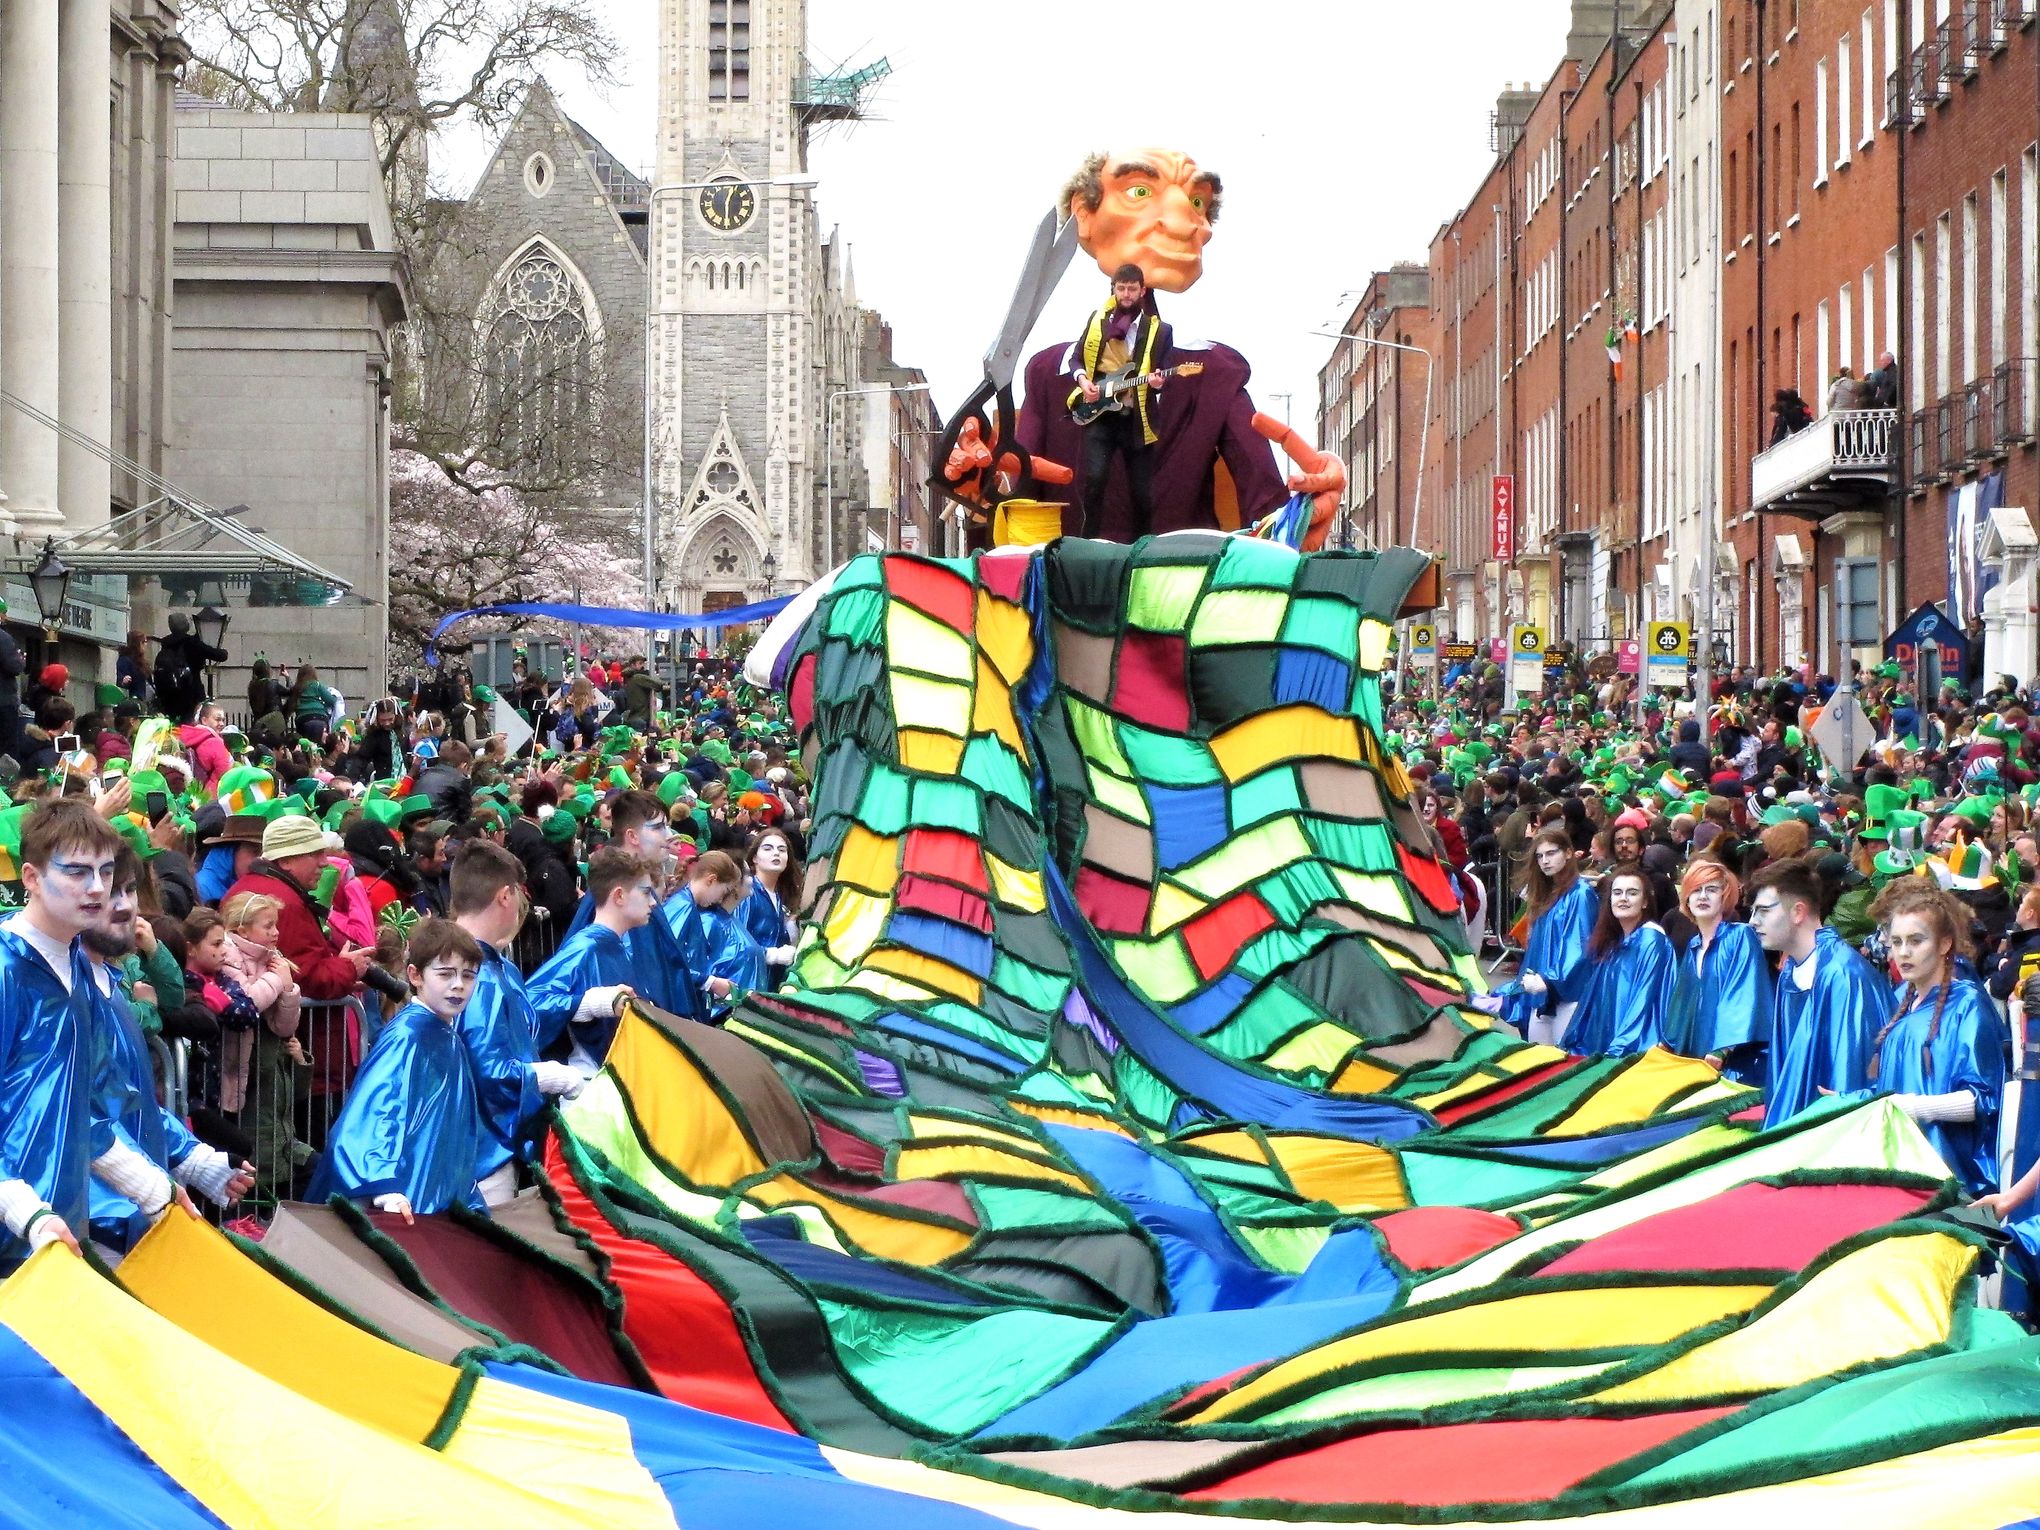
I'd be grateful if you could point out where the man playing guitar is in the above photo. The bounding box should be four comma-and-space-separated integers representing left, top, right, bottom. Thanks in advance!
1068, 263, 1171, 538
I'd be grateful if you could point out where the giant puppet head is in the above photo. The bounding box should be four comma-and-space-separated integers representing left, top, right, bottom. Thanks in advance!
1060, 147, 1221, 293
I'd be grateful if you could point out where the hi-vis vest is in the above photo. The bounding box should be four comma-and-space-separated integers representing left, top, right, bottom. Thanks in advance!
1071, 300, 1164, 445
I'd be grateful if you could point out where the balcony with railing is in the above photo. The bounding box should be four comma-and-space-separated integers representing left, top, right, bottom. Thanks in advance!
1752, 408, 1900, 517
1997, 358, 2038, 446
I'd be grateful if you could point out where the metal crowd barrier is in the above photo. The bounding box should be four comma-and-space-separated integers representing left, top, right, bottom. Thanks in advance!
1470, 857, 1522, 975
510, 904, 557, 976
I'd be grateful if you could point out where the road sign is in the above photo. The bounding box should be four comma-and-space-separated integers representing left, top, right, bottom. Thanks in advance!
1807, 686, 1874, 774
1616, 639, 1641, 675
1646, 620, 1690, 689
1490, 475, 1516, 563
1410, 621, 1437, 656
1508, 623, 1546, 703
492, 697, 535, 757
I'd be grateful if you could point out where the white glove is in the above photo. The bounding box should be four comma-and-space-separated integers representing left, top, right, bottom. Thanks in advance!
0, 1178, 70, 1250
1895, 1090, 1979, 1124
92, 1139, 174, 1216
573, 984, 629, 1023
528, 1059, 585, 1099
1521, 972, 1549, 997
26, 1209, 75, 1251
372, 1192, 415, 1223
766, 945, 796, 965
173, 1145, 242, 1207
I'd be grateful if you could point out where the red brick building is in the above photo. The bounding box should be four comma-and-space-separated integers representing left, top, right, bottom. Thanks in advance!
1892, 0, 2040, 684
1315, 266, 1435, 554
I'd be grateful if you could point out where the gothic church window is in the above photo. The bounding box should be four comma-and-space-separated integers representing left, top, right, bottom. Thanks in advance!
524, 152, 554, 197
479, 242, 599, 477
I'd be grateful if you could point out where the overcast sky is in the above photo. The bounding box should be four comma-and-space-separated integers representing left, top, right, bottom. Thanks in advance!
446, 0, 1574, 426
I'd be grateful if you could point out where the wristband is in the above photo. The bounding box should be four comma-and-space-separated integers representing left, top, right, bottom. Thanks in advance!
23, 1206, 53, 1236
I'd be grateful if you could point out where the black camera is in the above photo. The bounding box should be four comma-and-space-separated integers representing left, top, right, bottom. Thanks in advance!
359, 964, 411, 1004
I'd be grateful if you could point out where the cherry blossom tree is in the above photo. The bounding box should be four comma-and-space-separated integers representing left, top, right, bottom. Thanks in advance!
388, 449, 641, 660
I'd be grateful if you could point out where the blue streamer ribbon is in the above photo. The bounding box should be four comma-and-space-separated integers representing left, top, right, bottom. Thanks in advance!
425, 596, 794, 664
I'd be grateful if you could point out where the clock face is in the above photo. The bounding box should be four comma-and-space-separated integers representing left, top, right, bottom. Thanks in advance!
698, 180, 755, 232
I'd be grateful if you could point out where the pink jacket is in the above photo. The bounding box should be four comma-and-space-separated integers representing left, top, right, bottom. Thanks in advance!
322, 856, 378, 949
217, 931, 301, 1113
175, 723, 233, 793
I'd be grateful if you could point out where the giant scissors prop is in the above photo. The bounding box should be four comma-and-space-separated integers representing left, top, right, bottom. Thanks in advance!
931, 208, 1078, 522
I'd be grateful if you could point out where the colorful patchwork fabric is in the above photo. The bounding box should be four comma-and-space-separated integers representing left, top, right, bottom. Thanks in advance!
10, 540, 2040, 1523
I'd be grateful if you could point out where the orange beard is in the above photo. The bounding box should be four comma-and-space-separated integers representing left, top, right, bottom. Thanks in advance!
1069, 147, 1217, 293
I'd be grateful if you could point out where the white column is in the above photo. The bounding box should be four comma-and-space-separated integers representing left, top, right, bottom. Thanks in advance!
58, 0, 112, 529
0, 0, 64, 525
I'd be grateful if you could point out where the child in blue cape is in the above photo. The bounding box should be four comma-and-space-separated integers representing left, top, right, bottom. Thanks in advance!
307, 918, 487, 1220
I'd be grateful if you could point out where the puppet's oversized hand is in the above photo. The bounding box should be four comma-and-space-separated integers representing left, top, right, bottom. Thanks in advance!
1252, 412, 1345, 551
941, 417, 1073, 512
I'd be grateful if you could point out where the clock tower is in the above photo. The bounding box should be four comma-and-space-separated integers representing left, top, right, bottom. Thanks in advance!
653, 0, 828, 612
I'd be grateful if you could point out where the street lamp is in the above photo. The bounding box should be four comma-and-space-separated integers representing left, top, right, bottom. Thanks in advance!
761, 549, 778, 594
1310, 330, 1434, 554
194, 603, 230, 652
640, 174, 819, 657
28, 539, 70, 635
825, 382, 931, 570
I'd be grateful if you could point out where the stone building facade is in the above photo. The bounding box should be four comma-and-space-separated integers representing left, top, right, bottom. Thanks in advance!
414, 81, 648, 547
167, 106, 411, 703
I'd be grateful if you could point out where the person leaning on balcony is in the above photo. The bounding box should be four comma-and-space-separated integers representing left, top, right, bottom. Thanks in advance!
1769, 388, 1813, 444
1865, 352, 1898, 409
1828, 366, 1871, 413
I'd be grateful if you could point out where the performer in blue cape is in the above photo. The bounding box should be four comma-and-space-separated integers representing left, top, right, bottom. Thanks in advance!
1562, 864, 1676, 1056
1749, 860, 1892, 1126
664, 850, 753, 1023
308, 919, 489, 1218
0, 802, 178, 1267
528, 846, 655, 1074
86, 847, 251, 1249
446, 841, 582, 1203
739, 827, 802, 990
1849, 881, 2008, 1196
556, 790, 686, 1015
1495, 827, 1599, 1045
1662, 859, 1775, 1083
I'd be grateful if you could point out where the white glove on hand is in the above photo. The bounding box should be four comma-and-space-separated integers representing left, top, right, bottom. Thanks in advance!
173, 1146, 242, 1207
372, 1192, 415, 1224
529, 1059, 585, 1099
573, 984, 629, 1023
92, 1139, 174, 1216
0, 1179, 74, 1251
1521, 972, 1549, 998
766, 945, 797, 965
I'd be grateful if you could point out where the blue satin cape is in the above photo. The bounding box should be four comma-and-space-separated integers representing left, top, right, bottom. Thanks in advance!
1561, 922, 1676, 1056
740, 881, 793, 988
526, 922, 635, 1066
89, 975, 201, 1250
0, 930, 111, 1268
562, 889, 686, 1015
1663, 921, 1776, 1080
1498, 877, 1599, 1030
660, 890, 715, 1022
700, 904, 767, 1015
457, 942, 542, 1178
1764, 925, 1894, 1126
307, 1003, 483, 1214
1867, 979, 2008, 1196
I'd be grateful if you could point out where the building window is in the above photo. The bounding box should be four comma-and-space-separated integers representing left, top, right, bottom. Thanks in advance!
1836, 35, 1852, 169
1990, 170, 2007, 375
524, 152, 554, 198
480, 242, 598, 476
706, 0, 750, 102
1814, 59, 1829, 184
1962, 192, 1979, 387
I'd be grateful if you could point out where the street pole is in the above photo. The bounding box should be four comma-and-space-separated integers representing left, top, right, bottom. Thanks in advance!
641, 174, 817, 661
825, 382, 931, 567
1310, 330, 1434, 552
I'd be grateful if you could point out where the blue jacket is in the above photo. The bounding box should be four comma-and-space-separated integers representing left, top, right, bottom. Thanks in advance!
527, 922, 635, 1072
1563, 923, 1676, 1057
0, 927, 112, 1269
1766, 926, 1894, 1126
1664, 921, 1776, 1081
308, 1003, 482, 1215
457, 943, 543, 1178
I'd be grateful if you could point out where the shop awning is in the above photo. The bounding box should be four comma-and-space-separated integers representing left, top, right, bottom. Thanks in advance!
40, 495, 357, 607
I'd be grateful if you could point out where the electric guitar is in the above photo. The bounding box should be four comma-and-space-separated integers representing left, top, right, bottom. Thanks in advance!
1071, 361, 1204, 426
